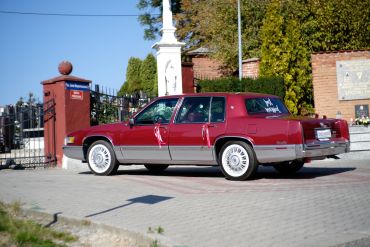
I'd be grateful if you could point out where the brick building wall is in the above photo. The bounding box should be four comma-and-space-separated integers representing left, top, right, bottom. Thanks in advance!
191, 56, 224, 80
311, 50, 370, 122
242, 58, 260, 78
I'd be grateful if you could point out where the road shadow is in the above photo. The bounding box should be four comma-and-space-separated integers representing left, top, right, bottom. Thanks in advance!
255, 166, 356, 180
79, 165, 356, 180
85, 195, 174, 218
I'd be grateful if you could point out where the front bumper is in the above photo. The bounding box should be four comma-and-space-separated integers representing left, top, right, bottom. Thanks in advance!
63, 145, 85, 161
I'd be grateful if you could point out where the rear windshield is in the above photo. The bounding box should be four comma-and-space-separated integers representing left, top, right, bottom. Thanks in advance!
245, 97, 289, 115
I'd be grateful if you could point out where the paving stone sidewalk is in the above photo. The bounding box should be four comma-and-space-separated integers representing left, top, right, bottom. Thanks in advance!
1, 159, 370, 247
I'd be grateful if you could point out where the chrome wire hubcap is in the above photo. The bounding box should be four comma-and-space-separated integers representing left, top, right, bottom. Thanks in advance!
89, 144, 111, 173
222, 144, 249, 177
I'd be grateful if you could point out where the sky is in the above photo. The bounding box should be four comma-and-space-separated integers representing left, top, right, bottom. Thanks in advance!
0, 0, 157, 105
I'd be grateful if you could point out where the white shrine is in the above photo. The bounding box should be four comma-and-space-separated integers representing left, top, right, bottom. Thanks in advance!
153, 0, 185, 96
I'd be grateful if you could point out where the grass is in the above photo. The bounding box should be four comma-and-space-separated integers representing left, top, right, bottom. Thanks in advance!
0, 201, 77, 247
147, 226, 165, 247
147, 225, 165, 234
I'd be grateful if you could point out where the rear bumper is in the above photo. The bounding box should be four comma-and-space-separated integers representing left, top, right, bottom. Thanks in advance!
299, 141, 350, 159
255, 141, 350, 163
63, 146, 85, 161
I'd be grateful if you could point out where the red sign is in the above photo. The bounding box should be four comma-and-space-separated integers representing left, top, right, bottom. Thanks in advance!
70, 90, 83, 100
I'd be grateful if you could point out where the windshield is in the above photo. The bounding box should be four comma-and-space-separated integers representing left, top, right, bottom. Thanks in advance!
245, 97, 289, 115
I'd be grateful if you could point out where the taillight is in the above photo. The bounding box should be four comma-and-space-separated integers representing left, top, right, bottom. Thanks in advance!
339, 120, 350, 141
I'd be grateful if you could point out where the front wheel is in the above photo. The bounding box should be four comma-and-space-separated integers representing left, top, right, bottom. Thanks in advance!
273, 160, 304, 175
218, 141, 258, 181
87, 140, 119, 176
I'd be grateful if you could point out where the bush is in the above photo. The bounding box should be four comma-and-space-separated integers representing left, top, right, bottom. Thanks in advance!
197, 77, 285, 98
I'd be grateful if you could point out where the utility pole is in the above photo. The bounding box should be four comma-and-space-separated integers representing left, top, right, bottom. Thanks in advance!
237, 0, 243, 80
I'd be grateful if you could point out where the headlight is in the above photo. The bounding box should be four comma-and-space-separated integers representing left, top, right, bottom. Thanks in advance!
65, 136, 75, 145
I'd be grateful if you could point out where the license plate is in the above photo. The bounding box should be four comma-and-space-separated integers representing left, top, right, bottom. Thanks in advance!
315, 128, 331, 140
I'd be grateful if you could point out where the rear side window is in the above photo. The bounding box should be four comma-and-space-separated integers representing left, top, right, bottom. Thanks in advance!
245, 97, 289, 115
176, 97, 210, 123
211, 97, 225, 122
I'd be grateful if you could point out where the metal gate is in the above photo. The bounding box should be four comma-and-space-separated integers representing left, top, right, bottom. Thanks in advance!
90, 85, 151, 125
0, 99, 56, 169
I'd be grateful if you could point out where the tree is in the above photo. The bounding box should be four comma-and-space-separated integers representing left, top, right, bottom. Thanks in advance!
140, 54, 158, 97
118, 57, 143, 95
307, 0, 370, 52
259, 0, 312, 115
137, 0, 182, 40
196, 0, 268, 72
137, 0, 369, 114
118, 54, 158, 97
137, 0, 268, 73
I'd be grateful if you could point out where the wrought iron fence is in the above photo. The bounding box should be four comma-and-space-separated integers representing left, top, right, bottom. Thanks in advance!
90, 84, 152, 126
0, 100, 56, 169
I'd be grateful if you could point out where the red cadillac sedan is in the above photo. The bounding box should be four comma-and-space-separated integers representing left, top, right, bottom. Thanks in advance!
63, 93, 350, 180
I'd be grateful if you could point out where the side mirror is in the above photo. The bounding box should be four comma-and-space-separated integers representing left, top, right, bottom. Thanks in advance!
129, 118, 135, 127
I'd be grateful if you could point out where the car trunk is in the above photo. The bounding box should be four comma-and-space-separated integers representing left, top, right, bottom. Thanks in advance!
300, 119, 343, 142
265, 115, 349, 145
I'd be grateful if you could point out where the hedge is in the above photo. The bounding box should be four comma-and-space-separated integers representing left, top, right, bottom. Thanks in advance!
197, 77, 285, 98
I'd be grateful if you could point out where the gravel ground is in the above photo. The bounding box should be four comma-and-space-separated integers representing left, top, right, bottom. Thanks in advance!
16, 207, 163, 247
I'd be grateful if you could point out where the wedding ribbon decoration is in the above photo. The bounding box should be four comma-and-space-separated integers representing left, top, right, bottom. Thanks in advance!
154, 123, 166, 148
202, 124, 211, 148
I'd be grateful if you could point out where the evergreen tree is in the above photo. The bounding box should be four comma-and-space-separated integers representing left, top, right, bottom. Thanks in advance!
260, 0, 313, 115
119, 57, 143, 94
118, 54, 158, 97
140, 54, 158, 97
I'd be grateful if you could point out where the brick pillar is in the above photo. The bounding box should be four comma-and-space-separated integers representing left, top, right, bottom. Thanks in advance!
182, 62, 195, 93
41, 61, 91, 167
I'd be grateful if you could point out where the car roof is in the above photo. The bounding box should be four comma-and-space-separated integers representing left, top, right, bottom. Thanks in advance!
158, 92, 280, 99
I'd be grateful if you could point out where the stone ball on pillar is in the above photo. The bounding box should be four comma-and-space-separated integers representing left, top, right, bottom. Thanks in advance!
58, 61, 73, 75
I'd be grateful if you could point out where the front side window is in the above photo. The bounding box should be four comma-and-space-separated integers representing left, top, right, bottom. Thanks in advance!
245, 97, 289, 115
135, 98, 179, 125
176, 97, 210, 123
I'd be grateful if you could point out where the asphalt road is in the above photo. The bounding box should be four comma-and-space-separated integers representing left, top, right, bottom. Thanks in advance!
1, 159, 370, 247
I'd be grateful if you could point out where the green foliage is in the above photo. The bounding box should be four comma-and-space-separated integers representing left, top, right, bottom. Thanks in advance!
306, 0, 370, 51
198, 0, 269, 72
118, 54, 158, 97
147, 225, 165, 234
137, 0, 368, 115
137, 0, 182, 40
90, 94, 120, 125
260, 0, 313, 115
138, 0, 268, 72
0, 201, 77, 247
198, 77, 285, 98
126, 57, 143, 93
140, 54, 158, 97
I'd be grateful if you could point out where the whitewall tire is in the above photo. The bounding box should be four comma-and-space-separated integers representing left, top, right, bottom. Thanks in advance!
87, 140, 119, 176
219, 141, 258, 180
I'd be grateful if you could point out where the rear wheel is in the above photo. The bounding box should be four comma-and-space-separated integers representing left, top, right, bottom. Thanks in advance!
87, 140, 119, 176
273, 160, 304, 175
144, 164, 169, 173
218, 141, 258, 180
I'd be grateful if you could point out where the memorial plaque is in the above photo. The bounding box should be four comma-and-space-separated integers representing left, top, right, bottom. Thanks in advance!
336, 60, 370, 100
355, 104, 369, 118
